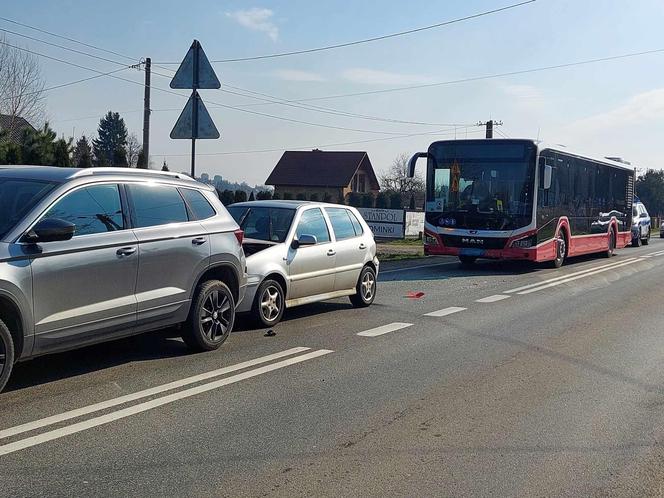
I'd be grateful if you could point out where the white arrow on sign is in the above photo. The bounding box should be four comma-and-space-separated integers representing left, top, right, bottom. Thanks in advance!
170, 91, 220, 140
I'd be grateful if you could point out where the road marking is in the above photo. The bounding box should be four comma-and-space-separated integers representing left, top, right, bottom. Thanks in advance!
518, 258, 638, 295
641, 250, 664, 258
380, 260, 458, 274
0, 349, 333, 457
476, 294, 511, 303
505, 258, 638, 294
0, 347, 311, 441
357, 322, 413, 337
424, 306, 467, 317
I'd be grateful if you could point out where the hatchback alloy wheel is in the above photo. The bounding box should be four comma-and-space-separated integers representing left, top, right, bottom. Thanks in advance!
260, 284, 283, 323
361, 271, 375, 302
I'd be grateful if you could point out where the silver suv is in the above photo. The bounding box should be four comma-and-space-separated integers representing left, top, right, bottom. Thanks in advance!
0, 166, 246, 393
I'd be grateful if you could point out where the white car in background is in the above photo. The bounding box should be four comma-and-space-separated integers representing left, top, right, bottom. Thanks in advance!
228, 200, 379, 327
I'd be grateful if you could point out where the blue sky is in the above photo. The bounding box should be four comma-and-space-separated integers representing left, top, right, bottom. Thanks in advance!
3, 0, 664, 184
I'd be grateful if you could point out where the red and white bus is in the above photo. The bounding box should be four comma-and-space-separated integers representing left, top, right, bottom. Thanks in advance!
408, 139, 634, 268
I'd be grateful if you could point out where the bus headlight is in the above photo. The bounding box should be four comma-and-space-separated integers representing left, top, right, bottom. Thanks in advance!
424, 233, 439, 245
511, 235, 536, 249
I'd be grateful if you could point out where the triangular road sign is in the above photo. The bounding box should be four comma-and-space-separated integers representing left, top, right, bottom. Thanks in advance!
170, 40, 221, 90
170, 91, 220, 139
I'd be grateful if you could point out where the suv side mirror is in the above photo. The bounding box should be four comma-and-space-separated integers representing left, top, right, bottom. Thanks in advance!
291, 234, 317, 249
543, 165, 553, 190
24, 218, 75, 243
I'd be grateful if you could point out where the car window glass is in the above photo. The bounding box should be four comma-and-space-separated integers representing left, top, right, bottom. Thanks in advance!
239, 207, 296, 243
43, 184, 123, 236
326, 207, 357, 240
0, 179, 57, 239
128, 184, 189, 228
347, 210, 364, 236
180, 188, 216, 220
269, 208, 296, 242
296, 208, 330, 243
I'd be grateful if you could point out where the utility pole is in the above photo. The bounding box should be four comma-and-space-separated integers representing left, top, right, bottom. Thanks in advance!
142, 57, 151, 169
477, 119, 503, 138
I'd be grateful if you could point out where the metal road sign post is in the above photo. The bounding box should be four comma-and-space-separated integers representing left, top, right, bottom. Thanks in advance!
169, 40, 221, 177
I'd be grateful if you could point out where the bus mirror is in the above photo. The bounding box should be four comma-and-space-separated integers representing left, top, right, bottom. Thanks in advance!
543, 165, 553, 190
408, 152, 428, 178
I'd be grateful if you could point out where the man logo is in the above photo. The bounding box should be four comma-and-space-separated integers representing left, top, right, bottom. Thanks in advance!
461, 238, 484, 245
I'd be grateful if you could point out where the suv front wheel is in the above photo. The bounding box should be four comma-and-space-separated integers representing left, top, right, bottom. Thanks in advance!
0, 319, 15, 394
182, 280, 235, 352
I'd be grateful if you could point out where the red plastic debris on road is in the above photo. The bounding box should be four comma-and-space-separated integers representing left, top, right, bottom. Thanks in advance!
405, 291, 425, 299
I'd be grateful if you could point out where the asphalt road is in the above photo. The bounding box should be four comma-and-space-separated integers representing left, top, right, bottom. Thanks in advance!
2, 239, 664, 497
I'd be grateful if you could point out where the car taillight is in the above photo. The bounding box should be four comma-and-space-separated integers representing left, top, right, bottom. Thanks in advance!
234, 229, 244, 245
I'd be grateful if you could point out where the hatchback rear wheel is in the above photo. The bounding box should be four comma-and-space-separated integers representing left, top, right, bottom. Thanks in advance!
350, 266, 377, 308
252, 279, 285, 327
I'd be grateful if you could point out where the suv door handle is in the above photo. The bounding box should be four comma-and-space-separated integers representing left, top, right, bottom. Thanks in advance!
359, 243, 367, 250
192, 237, 207, 245
116, 247, 137, 256
327, 249, 336, 256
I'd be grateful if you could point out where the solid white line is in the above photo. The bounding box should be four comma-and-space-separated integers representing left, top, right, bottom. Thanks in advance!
0, 347, 311, 441
476, 294, 511, 303
357, 322, 413, 337
380, 261, 458, 274
505, 258, 638, 294
0, 349, 333, 457
518, 259, 638, 295
424, 306, 467, 317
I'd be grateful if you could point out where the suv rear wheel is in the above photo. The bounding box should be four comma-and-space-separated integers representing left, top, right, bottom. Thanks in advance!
182, 280, 235, 352
0, 319, 14, 394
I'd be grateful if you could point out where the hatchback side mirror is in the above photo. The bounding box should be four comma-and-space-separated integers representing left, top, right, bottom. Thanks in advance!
24, 218, 75, 243
291, 234, 317, 249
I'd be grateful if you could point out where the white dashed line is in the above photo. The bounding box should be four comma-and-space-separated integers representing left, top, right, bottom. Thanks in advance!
424, 306, 467, 317
476, 294, 511, 303
357, 322, 413, 337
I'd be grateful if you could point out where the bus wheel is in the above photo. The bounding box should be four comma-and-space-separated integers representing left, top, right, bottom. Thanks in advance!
551, 233, 566, 268
459, 255, 477, 267
604, 229, 616, 258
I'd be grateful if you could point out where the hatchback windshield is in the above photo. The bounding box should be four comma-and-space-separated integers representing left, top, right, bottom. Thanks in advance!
227, 206, 295, 243
0, 178, 58, 239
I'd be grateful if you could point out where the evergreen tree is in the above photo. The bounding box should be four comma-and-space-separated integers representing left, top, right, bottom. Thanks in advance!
137, 149, 147, 168
248, 191, 255, 201
18, 123, 56, 165
234, 190, 248, 203
72, 135, 93, 168
271, 191, 280, 200
161, 160, 169, 172
53, 137, 73, 167
309, 193, 319, 202
218, 189, 235, 205
256, 190, 272, 200
389, 192, 403, 209
92, 111, 128, 167
375, 191, 389, 208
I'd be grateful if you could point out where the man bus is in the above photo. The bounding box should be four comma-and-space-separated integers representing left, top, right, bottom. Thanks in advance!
408, 139, 634, 268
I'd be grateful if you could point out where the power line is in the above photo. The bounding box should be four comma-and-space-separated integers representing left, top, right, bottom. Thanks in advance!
290, 47, 664, 102
0, 41, 443, 137
0, 15, 137, 63
154, 1, 536, 64
153, 128, 484, 157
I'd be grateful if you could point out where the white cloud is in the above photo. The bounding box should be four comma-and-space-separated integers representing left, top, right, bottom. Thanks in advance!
226, 8, 279, 41
274, 69, 325, 82
341, 68, 433, 86
568, 88, 664, 134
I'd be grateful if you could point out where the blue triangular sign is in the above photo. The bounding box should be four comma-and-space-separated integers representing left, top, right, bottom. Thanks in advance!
170, 40, 221, 90
170, 92, 220, 139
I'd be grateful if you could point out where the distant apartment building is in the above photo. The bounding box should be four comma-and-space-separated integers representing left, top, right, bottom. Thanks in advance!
265, 150, 380, 202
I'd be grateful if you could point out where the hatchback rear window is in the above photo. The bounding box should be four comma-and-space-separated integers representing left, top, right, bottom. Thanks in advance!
230, 206, 295, 243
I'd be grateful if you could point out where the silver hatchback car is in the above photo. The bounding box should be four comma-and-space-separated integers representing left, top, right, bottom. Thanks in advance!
0, 166, 246, 393
228, 200, 379, 327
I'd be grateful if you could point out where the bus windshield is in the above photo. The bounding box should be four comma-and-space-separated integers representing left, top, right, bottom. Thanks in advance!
426, 140, 537, 230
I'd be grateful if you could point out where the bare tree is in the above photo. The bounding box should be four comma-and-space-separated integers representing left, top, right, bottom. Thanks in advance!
126, 133, 142, 168
379, 152, 425, 195
0, 35, 46, 131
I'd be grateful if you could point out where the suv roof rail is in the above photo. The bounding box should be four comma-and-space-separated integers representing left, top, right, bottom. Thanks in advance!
69, 167, 193, 180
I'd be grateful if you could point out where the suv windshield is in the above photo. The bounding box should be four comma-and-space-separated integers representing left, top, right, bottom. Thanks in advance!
427, 140, 537, 230
227, 206, 295, 243
0, 178, 58, 239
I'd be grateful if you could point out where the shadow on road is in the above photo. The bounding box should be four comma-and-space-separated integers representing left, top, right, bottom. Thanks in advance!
235, 300, 354, 333
5, 328, 188, 393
